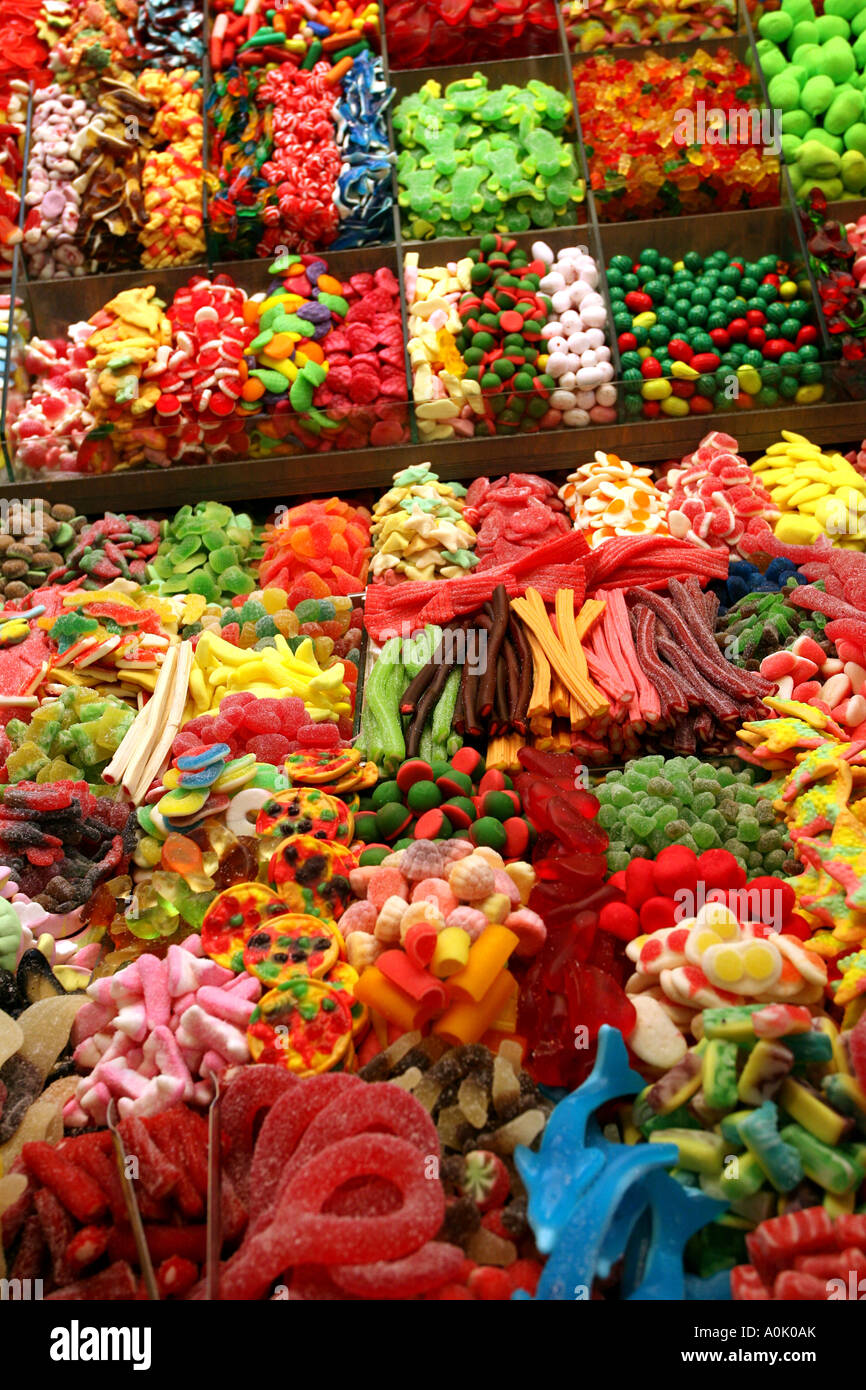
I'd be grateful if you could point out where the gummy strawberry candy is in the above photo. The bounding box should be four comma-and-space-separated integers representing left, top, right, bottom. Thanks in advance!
330, 1242, 465, 1299
242, 699, 288, 735
297, 723, 341, 749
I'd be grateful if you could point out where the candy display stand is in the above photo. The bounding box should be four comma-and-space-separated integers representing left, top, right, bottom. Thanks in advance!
2, 0, 866, 510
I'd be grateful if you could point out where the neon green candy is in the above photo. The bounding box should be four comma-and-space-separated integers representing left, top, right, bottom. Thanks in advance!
801, 73, 836, 116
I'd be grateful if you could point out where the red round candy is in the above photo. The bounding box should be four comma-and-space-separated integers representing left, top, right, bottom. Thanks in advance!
598, 901, 640, 941
499, 310, 524, 333
745, 309, 766, 327
641, 357, 662, 379
709, 328, 730, 349
478, 770, 506, 794
624, 857, 656, 909
668, 338, 693, 362
697, 848, 746, 892
639, 896, 678, 933
414, 808, 453, 839
727, 318, 748, 341
502, 816, 529, 859
653, 844, 698, 898
746, 327, 766, 350
449, 748, 484, 781
396, 760, 435, 794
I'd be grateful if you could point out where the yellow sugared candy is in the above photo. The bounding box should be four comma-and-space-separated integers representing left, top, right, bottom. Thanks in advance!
752, 430, 866, 548
185, 628, 350, 722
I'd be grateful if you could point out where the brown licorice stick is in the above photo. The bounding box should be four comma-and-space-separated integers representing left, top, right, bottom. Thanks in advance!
503, 634, 520, 732
494, 641, 510, 732
462, 612, 492, 736
508, 613, 532, 732
399, 624, 458, 714
454, 659, 467, 735
477, 584, 509, 718
406, 654, 456, 758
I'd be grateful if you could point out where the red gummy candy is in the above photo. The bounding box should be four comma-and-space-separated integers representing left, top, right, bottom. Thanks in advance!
22, 1143, 108, 1224
220, 1066, 296, 1205
329, 1242, 465, 1299
296, 722, 341, 749
245, 734, 291, 764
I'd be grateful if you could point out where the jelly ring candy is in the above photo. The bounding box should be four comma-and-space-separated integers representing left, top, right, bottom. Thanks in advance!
157, 787, 210, 819
255, 788, 353, 845
284, 749, 361, 786
177, 743, 231, 771
702, 939, 783, 996
267, 835, 357, 921
326, 960, 368, 1039
242, 916, 341, 987
247, 978, 355, 1076
201, 882, 288, 970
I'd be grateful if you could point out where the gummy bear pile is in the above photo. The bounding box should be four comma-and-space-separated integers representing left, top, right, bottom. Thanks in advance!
8, 0, 866, 1321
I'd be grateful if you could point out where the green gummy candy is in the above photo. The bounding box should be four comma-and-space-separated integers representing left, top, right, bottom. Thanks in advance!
280, 313, 316, 338
801, 73, 836, 115
221, 566, 254, 595
791, 43, 825, 78
818, 35, 856, 81
798, 137, 842, 176
844, 121, 866, 152
189, 571, 218, 601
758, 45, 788, 82
316, 293, 349, 318
450, 165, 486, 222
208, 545, 239, 575
781, 0, 815, 21
289, 374, 314, 413
768, 72, 803, 112
825, 0, 860, 18
804, 126, 844, 151
781, 132, 803, 161
759, 9, 793, 42
249, 329, 274, 353
789, 19, 820, 48
781, 106, 813, 135
251, 369, 289, 394
854, 30, 866, 65
854, 6, 866, 37
524, 127, 568, 179
825, 85, 864, 134
815, 13, 850, 41
841, 147, 866, 189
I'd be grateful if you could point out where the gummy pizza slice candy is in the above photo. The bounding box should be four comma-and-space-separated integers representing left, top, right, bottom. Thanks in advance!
267, 835, 357, 921
200, 882, 287, 970
326, 961, 368, 1039
284, 749, 361, 786
255, 788, 353, 845
247, 978, 355, 1076
242, 916, 341, 987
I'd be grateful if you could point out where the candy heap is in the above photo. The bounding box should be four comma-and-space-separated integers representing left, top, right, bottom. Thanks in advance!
575, 48, 779, 221
663, 431, 781, 555
406, 237, 613, 442
258, 498, 371, 598
395, 75, 584, 241
148, 502, 262, 603
757, 0, 866, 201
464, 474, 570, 571
208, 48, 393, 259
560, 452, 671, 547
596, 760, 795, 877
370, 465, 477, 583
20, 69, 208, 279
385, 0, 559, 68
612, 247, 824, 419
733, 1207, 866, 1300
565, 0, 736, 50
751, 429, 866, 548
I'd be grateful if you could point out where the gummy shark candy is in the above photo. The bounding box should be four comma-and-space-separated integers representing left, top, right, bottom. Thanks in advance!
514, 1027, 726, 1301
